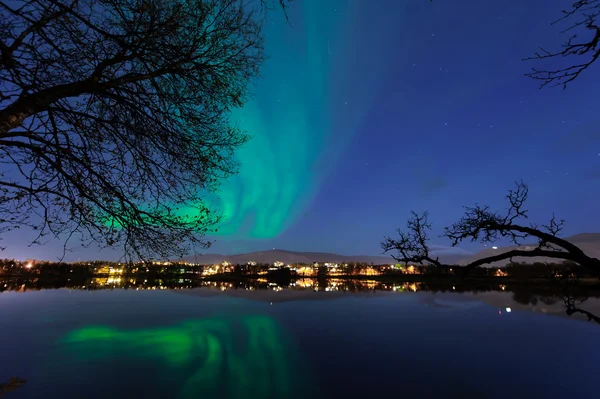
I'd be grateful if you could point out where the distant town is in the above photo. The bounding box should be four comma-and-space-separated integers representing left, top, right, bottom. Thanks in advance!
0, 257, 595, 286
1, 258, 439, 279
2, 258, 600, 312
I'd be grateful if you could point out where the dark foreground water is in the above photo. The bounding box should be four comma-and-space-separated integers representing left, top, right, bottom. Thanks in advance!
1, 287, 599, 398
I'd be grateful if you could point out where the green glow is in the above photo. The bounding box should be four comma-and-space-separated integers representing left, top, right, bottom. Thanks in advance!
206, 1, 357, 239
62, 316, 298, 398
98, 2, 397, 243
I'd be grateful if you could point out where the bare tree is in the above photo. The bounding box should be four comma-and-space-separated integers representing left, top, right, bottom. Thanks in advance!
260, 0, 291, 22
563, 294, 600, 324
0, 377, 25, 397
0, 0, 285, 260
525, 0, 600, 88
381, 211, 443, 267
382, 182, 600, 274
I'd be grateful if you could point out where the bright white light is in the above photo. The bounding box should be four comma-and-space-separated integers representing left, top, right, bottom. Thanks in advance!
25, 262, 33, 269
492, 246, 498, 250
505, 307, 512, 313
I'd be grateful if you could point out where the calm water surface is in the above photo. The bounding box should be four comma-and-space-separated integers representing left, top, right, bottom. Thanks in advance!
1, 288, 599, 398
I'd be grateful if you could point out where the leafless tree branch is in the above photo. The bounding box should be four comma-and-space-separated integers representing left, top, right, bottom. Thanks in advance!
525, 0, 600, 88
383, 182, 600, 274
564, 295, 600, 324
0, 0, 280, 261
381, 211, 445, 267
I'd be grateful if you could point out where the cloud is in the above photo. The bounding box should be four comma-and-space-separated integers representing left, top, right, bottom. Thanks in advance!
430, 245, 473, 255
418, 176, 448, 196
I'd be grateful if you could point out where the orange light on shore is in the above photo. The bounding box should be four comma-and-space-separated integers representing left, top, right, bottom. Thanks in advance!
25, 262, 33, 269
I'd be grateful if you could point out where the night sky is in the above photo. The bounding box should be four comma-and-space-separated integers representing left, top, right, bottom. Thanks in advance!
5, 0, 600, 261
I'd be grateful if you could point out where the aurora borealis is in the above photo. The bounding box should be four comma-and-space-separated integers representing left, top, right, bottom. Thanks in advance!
208, 0, 409, 247
3, 0, 600, 260
207, 0, 600, 255
210, 0, 376, 239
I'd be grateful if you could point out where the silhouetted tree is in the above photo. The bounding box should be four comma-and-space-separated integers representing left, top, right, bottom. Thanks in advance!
525, 0, 600, 88
382, 181, 600, 274
564, 303, 600, 324
266, 267, 292, 286
426, 0, 599, 88
0, 0, 286, 260
0, 377, 25, 397
316, 264, 329, 278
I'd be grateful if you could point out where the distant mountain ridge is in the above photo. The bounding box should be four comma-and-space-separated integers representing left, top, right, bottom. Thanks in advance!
181, 249, 395, 265
179, 233, 600, 267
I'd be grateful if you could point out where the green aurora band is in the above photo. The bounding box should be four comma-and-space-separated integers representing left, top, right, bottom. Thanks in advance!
61, 315, 300, 398
171, 0, 402, 244
208, 0, 374, 239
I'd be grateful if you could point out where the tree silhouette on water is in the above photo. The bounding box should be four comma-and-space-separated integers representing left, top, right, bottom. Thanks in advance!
564, 296, 600, 324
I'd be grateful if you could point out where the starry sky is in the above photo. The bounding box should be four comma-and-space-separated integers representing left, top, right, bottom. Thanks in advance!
5, 0, 600, 260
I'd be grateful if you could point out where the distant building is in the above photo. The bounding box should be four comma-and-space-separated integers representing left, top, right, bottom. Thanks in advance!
494, 269, 508, 277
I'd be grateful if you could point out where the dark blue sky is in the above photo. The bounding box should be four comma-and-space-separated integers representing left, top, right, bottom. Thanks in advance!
239, 0, 600, 256
3, 0, 599, 261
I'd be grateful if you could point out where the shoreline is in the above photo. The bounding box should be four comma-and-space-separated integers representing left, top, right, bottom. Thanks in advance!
2, 272, 600, 296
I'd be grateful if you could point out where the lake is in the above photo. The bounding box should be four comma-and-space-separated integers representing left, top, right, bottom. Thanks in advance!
1, 285, 599, 398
